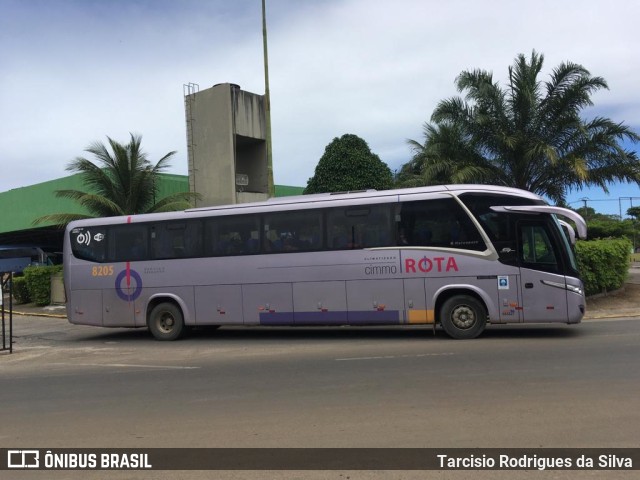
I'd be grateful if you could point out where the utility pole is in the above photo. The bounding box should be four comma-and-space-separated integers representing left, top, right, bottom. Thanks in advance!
580, 198, 590, 221
262, 0, 275, 197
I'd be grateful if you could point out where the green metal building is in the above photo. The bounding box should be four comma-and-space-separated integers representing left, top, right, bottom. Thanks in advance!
0, 174, 303, 250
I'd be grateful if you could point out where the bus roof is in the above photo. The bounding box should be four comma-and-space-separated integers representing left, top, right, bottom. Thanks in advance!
186, 184, 543, 212
65, 185, 545, 230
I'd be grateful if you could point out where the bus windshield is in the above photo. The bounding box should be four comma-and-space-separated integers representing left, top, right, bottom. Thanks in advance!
554, 215, 578, 272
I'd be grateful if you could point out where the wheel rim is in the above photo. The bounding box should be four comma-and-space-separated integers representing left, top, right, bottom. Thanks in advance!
450, 304, 476, 330
156, 310, 176, 334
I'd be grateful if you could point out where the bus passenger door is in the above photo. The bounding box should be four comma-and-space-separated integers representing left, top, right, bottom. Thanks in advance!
518, 221, 568, 322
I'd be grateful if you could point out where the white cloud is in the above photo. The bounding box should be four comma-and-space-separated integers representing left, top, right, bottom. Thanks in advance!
1, 0, 638, 196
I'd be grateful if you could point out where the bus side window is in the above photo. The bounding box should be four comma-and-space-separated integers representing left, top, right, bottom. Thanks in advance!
205, 215, 260, 257
363, 211, 392, 247
398, 198, 485, 251
70, 227, 107, 262
327, 205, 392, 250
109, 225, 149, 262
264, 210, 323, 253
330, 223, 350, 249
152, 222, 202, 259
519, 223, 559, 272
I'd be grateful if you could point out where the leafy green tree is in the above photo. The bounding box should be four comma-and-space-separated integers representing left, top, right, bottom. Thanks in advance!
36, 134, 197, 225
628, 207, 640, 253
587, 218, 634, 240
575, 206, 597, 220
401, 51, 640, 203
627, 206, 640, 220
304, 134, 393, 194
576, 206, 634, 239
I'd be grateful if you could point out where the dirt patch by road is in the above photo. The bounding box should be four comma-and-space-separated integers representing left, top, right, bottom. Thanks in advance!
585, 282, 640, 319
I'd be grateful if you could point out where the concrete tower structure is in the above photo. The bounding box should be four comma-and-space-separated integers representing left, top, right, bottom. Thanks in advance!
184, 83, 269, 207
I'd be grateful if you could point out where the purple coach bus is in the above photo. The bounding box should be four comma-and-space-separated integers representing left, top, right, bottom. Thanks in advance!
63, 185, 587, 340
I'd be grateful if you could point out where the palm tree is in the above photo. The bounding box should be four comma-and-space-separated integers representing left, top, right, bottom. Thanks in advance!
401, 51, 640, 204
36, 134, 197, 225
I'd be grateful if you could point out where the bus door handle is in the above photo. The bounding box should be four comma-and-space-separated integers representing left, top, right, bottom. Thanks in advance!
525, 283, 534, 289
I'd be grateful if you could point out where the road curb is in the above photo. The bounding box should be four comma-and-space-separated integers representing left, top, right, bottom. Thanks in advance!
12, 310, 67, 319
584, 313, 640, 320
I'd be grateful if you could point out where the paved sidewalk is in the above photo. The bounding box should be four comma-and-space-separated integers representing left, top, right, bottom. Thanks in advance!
7, 303, 67, 319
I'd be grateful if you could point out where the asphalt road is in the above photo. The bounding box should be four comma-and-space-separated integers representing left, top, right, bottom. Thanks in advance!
1, 318, 640, 480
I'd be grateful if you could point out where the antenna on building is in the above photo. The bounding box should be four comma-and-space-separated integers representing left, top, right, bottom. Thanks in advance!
262, 0, 274, 198
183, 82, 200, 196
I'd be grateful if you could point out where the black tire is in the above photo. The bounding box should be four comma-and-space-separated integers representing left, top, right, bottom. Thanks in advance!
439, 295, 487, 339
148, 302, 185, 341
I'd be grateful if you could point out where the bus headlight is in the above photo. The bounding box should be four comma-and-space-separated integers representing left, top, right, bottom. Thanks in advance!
566, 284, 583, 296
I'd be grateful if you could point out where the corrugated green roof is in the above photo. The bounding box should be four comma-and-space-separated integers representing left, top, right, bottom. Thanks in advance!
274, 184, 305, 197
0, 175, 304, 234
0, 174, 86, 233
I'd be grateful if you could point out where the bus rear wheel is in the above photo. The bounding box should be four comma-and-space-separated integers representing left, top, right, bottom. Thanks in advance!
439, 295, 486, 339
148, 302, 184, 341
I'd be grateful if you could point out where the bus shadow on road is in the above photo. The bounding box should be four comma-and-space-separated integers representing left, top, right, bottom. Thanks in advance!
482, 324, 582, 339
76, 323, 583, 344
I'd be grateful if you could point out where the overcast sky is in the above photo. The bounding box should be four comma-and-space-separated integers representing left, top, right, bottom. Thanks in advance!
1, 0, 639, 214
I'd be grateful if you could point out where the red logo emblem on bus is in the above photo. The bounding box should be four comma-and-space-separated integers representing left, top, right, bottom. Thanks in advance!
404, 256, 459, 274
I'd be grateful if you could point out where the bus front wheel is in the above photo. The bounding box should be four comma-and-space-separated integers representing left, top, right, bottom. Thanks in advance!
148, 302, 184, 341
439, 295, 486, 339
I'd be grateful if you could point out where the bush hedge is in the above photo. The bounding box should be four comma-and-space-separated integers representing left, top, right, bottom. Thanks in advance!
23, 265, 63, 306
575, 238, 631, 296
11, 276, 31, 304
